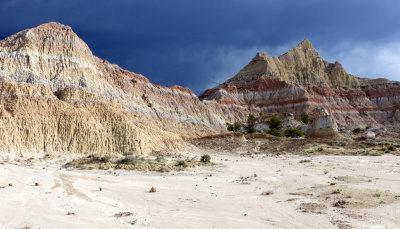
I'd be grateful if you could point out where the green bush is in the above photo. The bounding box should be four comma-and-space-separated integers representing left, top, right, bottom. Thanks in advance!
264, 128, 282, 137
259, 112, 264, 117
284, 128, 305, 138
200, 154, 211, 163
269, 116, 283, 129
226, 122, 242, 132
353, 128, 361, 134
226, 122, 234, 132
300, 112, 309, 124
388, 145, 396, 151
248, 114, 255, 123
247, 127, 256, 134
233, 122, 241, 132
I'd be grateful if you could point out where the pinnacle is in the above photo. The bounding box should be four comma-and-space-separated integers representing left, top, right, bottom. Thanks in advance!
297, 38, 315, 50
31, 22, 74, 34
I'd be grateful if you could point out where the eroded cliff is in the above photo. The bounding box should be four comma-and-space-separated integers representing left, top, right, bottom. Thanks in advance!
0, 22, 247, 156
0, 22, 398, 156
200, 39, 400, 130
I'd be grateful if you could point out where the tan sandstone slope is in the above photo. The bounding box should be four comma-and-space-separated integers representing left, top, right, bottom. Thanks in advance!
0, 22, 250, 156
0, 22, 398, 156
200, 39, 400, 129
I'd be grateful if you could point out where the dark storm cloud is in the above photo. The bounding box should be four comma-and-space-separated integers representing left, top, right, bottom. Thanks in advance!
1, 0, 400, 93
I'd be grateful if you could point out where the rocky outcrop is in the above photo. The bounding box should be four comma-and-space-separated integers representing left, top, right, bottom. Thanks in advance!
200, 39, 400, 130
0, 22, 398, 156
306, 108, 338, 138
0, 22, 247, 156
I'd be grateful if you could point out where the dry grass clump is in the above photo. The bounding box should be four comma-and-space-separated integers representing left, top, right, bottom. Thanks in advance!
299, 159, 312, 163
261, 190, 274, 196
113, 212, 135, 218
65, 153, 213, 172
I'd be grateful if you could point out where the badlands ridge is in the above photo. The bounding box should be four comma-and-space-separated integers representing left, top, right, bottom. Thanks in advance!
0, 22, 399, 156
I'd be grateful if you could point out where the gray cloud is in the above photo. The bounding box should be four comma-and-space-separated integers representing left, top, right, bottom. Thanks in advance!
0, 0, 399, 93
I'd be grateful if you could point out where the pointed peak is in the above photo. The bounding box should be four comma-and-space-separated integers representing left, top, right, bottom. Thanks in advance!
0, 22, 93, 59
297, 38, 314, 49
35, 22, 72, 30
29, 22, 75, 36
252, 52, 272, 61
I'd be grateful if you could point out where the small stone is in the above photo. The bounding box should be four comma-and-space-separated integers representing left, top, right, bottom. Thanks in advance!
8, 183, 12, 187
35, 182, 39, 186
149, 187, 157, 193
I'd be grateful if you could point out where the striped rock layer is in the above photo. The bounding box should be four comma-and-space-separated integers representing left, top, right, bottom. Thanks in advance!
0, 22, 398, 156
200, 39, 400, 130
0, 22, 248, 156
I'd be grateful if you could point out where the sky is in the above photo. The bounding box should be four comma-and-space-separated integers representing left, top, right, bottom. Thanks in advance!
0, 0, 399, 94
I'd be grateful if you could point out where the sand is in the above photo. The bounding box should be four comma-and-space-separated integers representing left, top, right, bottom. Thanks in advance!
1, 153, 400, 229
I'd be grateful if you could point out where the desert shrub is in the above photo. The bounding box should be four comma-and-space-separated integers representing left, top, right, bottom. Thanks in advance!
248, 114, 255, 123
269, 116, 283, 129
155, 156, 165, 163
176, 160, 188, 167
226, 122, 241, 132
365, 126, 371, 130
353, 128, 361, 134
300, 112, 309, 124
233, 122, 241, 132
101, 155, 111, 162
247, 127, 256, 134
118, 156, 142, 165
226, 122, 234, 132
123, 152, 133, 156
264, 128, 282, 137
87, 154, 111, 163
158, 167, 171, 173
388, 145, 396, 151
284, 128, 305, 138
200, 154, 211, 163
87, 154, 102, 161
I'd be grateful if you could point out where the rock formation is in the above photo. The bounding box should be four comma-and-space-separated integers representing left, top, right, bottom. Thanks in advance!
0, 22, 245, 156
200, 39, 400, 130
305, 108, 338, 138
0, 22, 398, 156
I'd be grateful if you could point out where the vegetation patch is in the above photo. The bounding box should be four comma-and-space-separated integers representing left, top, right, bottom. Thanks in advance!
284, 128, 305, 138
65, 154, 213, 172
264, 128, 282, 137
353, 128, 361, 134
269, 116, 283, 129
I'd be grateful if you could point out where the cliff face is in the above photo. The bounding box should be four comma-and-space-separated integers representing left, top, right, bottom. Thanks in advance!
200, 39, 400, 129
0, 22, 249, 156
0, 23, 398, 156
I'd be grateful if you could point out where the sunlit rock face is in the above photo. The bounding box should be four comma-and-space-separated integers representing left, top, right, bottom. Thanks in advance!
306, 108, 338, 138
200, 39, 400, 130
0, 22, 250, 156
0, 22, 399, 156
